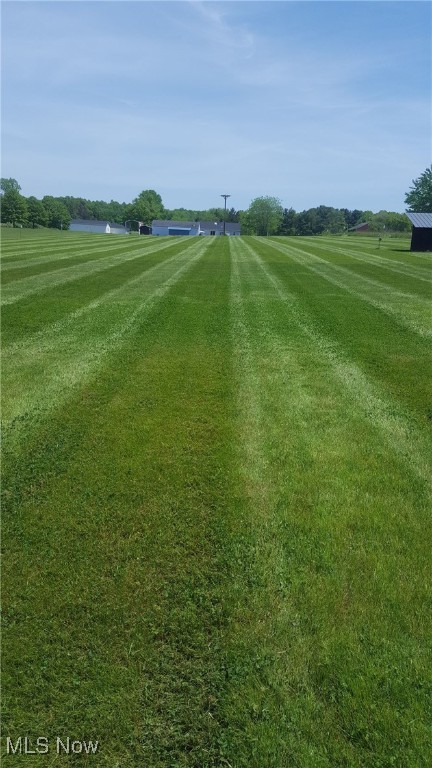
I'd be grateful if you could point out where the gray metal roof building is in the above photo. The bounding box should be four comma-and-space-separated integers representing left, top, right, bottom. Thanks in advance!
151, 219, 241, 236
70, 219, 128, 235
405, 212, 432, 252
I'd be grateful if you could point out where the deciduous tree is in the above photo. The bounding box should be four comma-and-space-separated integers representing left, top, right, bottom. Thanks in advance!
0, 189, 28, 226
405, 166, 432, 212
42, 196, 71, 229
1, 177, 21, 194
246, 196, 283, 236
278, 207, 297, 235
27, 196, 48, 228
131, 189, 165, 226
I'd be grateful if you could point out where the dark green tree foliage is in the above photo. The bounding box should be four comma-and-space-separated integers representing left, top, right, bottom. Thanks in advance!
131, 189, 165, 226
164, 207, 240, 223
292, 206, 346, 235
279, 207, 410, 236
27, 197, 48, 228
0, 177, 21, 194
0, 178, 21, 193
278, 207, 297, 235
54, 196, 130, 224
165, 207, 197, 221
246, 196, 284, 235
239, 209, 254, 235
340, 208, 363, 229
405, 166, 432, 212
0, 189, 28, 226
360, 211, 410, 232
42, 196, 71, 230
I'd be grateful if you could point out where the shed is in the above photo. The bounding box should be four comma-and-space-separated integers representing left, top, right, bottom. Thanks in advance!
405, 212, 432, 252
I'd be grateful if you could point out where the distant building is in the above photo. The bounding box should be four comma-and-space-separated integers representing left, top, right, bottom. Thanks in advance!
348, 221, 369, 233
151, 220, 241, 236
405, 212, 432, 252
70, 219, 128, 235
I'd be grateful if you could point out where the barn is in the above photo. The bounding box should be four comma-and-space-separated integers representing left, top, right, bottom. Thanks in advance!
405, 212, 432, 252
70, 219, 128, 235
151, 219, 241, 236
349, 221, 369, 234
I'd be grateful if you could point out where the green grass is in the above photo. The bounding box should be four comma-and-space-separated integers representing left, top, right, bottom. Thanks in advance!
2, 229, 431, 766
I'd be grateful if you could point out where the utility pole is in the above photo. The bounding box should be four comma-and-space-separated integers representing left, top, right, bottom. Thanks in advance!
221, 194, 230, 235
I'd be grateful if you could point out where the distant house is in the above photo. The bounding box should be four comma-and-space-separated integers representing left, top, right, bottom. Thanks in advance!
151, 220, 241, 236
199, 221, 241, 236
405, 212, 432, 252
349, 221, 369, 233
70, 219, 128, 235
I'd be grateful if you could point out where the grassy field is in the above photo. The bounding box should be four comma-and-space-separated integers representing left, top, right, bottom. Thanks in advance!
2, 228, 431, 767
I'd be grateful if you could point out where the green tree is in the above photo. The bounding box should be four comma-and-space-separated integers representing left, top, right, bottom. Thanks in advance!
405, 166, 432, 212
1, 177, 21, 194
131, 189, 165, 226
42, 196, 71, 229
341, 208, 364, 229
296, 208, 321, 235
365, 210, 411, 233
0, 189, 28, 226
384, 212, 411, 232
27, 196, 48, 228
246, 196, 283, 236
239, 209, 254, 235
278, 207, 297, 235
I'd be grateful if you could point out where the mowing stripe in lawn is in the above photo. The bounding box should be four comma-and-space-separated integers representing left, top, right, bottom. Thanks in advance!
297, 238, 431, 287
262, 237, 431, 339
1, 236, 183, 281
2, 236, 238, 767
1, 237, 204, 346
2, 236, 214, 445
219, 235, 431, 765
266, 238, 423, 301
1, 237, 189, 305
242, 238, 431, 486
1, 237, 137, 268
2, 232, 431, 767
250, 238, 432, 423
4, 240, 202, 354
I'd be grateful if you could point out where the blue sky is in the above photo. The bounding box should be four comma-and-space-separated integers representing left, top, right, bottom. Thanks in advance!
2, 1, 431, 212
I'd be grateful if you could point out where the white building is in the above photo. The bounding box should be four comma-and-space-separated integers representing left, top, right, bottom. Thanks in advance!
70, 219, 128, 235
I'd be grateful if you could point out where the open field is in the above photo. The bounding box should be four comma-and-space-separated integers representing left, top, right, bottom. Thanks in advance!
2, 228, 431, 767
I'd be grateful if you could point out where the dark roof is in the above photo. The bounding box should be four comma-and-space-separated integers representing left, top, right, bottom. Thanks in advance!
152, 220, 240, 232
71, 219, 109, 226
349, 221, 369, 230
199, 221, 240, 232
71, 219, 127, 229
405, 212, 432, 228
152, 220, 196, 228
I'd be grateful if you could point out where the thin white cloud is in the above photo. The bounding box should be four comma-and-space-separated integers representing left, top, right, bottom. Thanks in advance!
1, 1, 430, 211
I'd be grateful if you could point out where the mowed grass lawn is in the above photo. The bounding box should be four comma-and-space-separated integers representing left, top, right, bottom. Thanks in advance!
1, 227, 431, 767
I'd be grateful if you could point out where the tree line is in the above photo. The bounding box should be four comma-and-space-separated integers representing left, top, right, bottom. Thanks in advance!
0, 181, 240, 231
240, 199, 411, 237
1, 166, 430, 233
